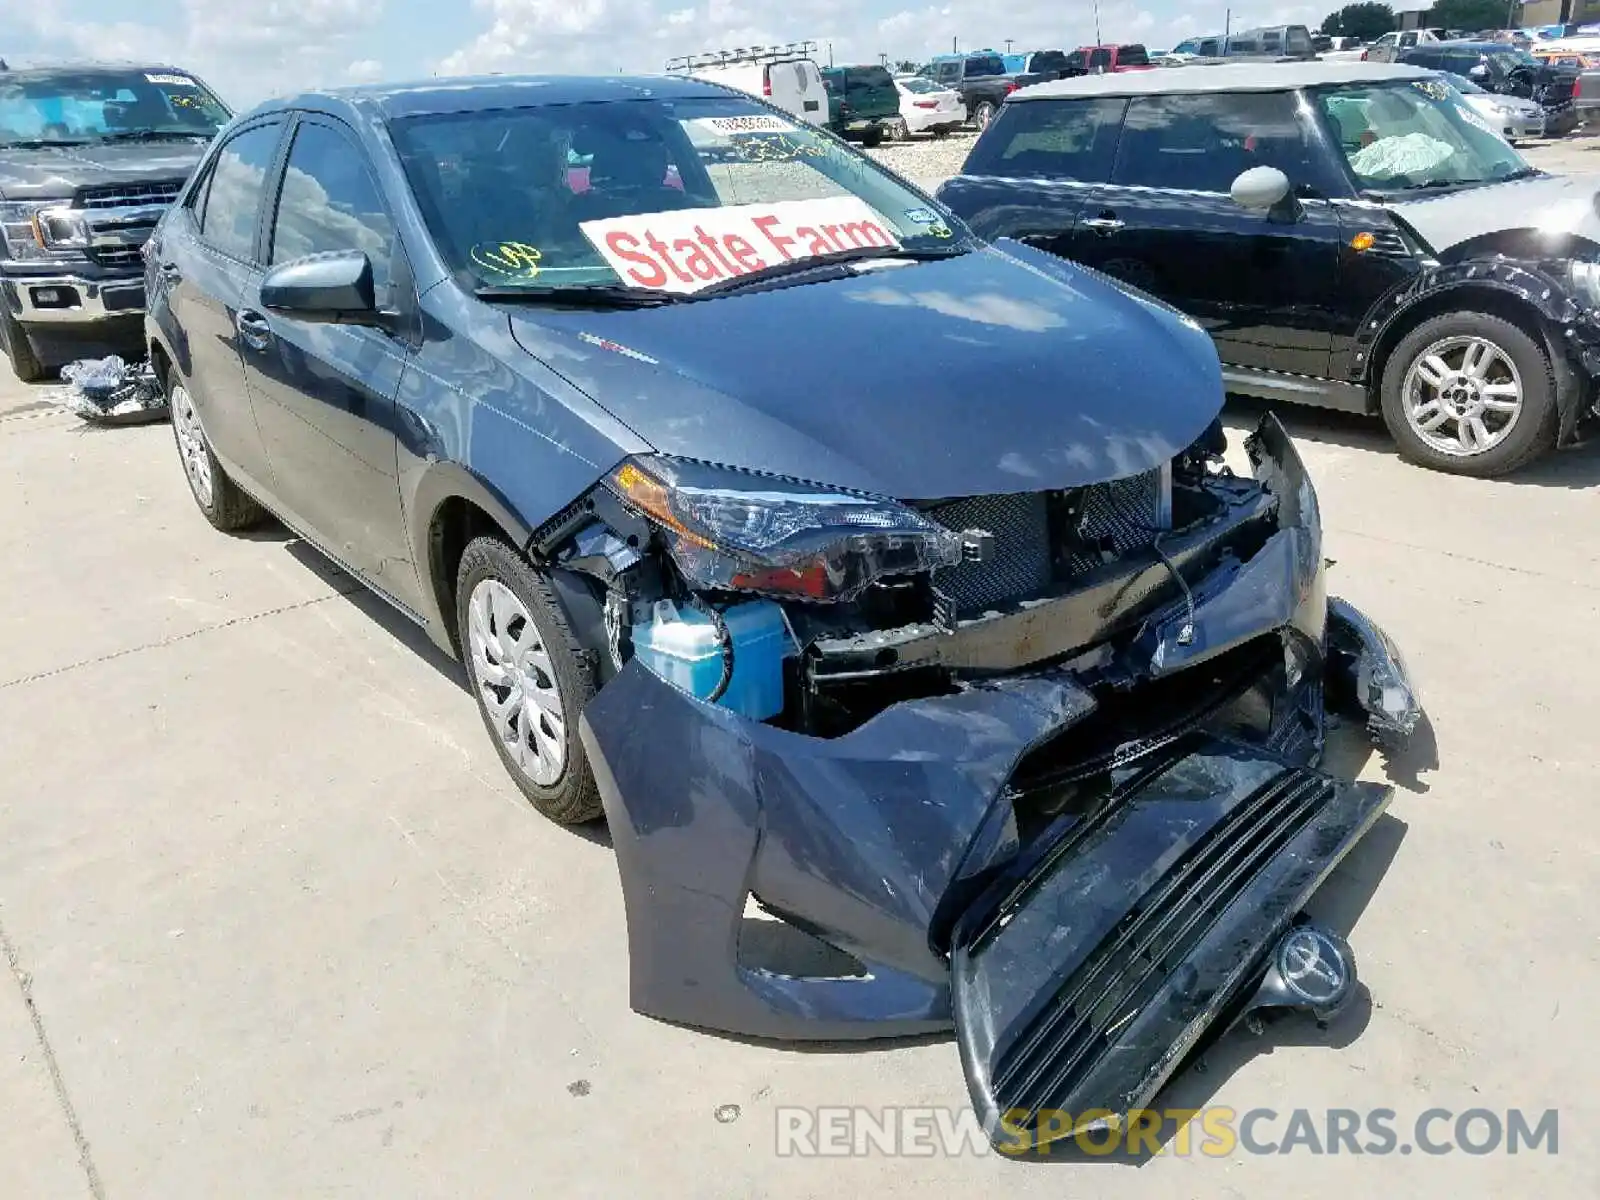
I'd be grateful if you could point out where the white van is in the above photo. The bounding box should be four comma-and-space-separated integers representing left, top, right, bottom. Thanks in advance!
666, 45, 829, 126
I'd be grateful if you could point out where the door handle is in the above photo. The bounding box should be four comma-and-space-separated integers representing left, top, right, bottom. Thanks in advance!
1083, 215, 1125, 235
235, 309, 272, 351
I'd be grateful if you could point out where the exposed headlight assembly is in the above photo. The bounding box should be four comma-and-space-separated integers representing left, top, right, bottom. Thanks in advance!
0, 200, 89, 262
607, 455, 964, 601
1569, 258, 1600, 308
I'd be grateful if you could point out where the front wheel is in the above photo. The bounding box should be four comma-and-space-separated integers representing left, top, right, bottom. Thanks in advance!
972, 101, 996, 130
456, 536, 602, 824
0, 307, 45, 383
168, 368, 267, 530
1379, 311, 1558, 476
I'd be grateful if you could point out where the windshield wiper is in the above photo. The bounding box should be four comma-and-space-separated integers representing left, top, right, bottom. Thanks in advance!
697, 245, 966, 297
1495, 166, 1542, 182
91, 129, 213, 143
475, 284, 684, 308
0, 139, 91, 149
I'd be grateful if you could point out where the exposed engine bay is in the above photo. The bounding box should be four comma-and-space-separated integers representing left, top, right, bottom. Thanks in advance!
531, 413, 1423, 1151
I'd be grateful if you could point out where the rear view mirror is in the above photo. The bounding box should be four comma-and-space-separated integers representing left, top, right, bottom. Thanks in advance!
260, 250, 377, 322
1230, 166, 1292, 211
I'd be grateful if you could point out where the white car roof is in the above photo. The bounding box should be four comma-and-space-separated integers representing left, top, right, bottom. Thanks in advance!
1011, 60, 1431, 102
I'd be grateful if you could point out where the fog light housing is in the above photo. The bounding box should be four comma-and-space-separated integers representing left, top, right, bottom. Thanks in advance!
29, 285, 77, 309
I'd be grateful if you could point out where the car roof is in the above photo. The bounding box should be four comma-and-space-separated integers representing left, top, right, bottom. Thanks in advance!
0, 63, 201, 81
255, 74, 739, 120
1011, 60, 1430, 101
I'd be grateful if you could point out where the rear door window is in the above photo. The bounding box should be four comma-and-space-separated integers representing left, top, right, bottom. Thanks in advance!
197, 121, 283, 261
1112, 91, 1333, 193
965, 97, 1127, 181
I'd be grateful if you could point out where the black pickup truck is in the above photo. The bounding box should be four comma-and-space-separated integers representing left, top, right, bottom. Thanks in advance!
1, 63, 229, 382
919, 51, 1046, 129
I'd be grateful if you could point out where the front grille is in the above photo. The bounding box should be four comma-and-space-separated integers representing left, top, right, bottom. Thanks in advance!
929, 493, 1051, 613
927, 470, 1165, 615
987, 767, 1334, 1123
77, 180, 184, 209
86, 246, 144, 269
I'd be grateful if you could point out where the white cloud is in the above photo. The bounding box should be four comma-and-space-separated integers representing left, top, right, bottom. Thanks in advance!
346, 58, 386, 82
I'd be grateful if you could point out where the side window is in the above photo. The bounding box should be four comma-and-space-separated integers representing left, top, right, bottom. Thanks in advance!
269, 121, 395, 298
1065, 50, 1089, 71
1113, 91, 1329, 193
1199, 39, 1220, 56
198, 122, 283, 261
965, 97, 1126, 181
1089, 48, 1112, 70
1262, 31, 1283, 51
1287, 28, 1312, 55
936, 61, 959, 83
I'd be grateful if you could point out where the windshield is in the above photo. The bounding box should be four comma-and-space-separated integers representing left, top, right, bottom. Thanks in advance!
391, 97, 972, 295
0, 69, 229, 147
1314, 78, 1530, 193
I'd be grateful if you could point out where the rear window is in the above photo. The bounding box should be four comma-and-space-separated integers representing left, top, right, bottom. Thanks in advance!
965, 54, 1006, 76
1089, 49, 1112, 69
965, 96, 1126, 181
1029, 50, 1069, 74
847, 66, 894, 88
1118, 45, 1150, 65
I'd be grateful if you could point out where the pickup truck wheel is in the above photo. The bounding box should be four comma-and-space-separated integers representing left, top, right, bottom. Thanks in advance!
0, 307, 46, 383
456, 536, 603, 825
1379, 311, 1558, 477
972, 101, 997, 130
167, 368, 267, 531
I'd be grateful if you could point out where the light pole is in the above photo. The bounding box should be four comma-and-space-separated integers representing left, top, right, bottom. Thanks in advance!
1093, 0, 1102, 44
1005, 38, 1013, 53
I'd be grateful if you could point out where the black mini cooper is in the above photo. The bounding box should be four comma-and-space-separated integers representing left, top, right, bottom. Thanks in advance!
938, 60, 1600, 476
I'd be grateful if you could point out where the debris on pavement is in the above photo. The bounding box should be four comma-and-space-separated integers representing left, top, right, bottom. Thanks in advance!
57, 356, 167, 425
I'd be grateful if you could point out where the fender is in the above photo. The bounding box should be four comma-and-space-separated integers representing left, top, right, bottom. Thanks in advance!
1353, 257, 1600, 444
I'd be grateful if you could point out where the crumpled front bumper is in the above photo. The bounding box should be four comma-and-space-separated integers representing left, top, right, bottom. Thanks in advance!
578, 415, 1423, 1141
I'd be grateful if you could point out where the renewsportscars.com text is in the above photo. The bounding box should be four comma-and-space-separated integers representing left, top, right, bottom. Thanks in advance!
774, 1106, 1559, 1158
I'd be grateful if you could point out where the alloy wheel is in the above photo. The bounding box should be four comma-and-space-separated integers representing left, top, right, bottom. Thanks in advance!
171, 384, 214, 507
467, 578, 567, 787
1401, 335, 1523, 457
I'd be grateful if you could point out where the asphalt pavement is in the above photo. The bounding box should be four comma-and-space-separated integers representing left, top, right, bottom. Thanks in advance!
2, 137, 1599, 1197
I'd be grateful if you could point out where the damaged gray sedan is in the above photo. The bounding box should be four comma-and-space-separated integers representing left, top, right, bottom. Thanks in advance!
145, 75, 1425, 1151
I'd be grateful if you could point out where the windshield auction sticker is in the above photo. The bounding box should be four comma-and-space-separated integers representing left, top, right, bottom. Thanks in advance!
145, 73, 198, 86
580, 196, 902, 293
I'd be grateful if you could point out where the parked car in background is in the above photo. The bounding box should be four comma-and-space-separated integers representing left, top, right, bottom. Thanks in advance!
919, 51, 1021, 128
1230, 25, 1317, 59
821, 64, 899, 146
1439, 70, 1546, 140
0, 62, 229, 382
1397, 42, 1579, 134
666, 45, 828, 126
1065, 44, 1155, 73
1000, 49, 1073, 80
938, 61, 1600, 475
893, 76, 963, 137
144, 72, 1423, 1150
1363, 29, 1441, 61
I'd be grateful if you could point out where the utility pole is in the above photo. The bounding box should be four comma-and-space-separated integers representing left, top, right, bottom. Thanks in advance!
1093, 0, 1102, 44
952, 36, 958, 53
1005, 38, 1013, 52
827, 41, 834, 66
1224, 7, 1232, 53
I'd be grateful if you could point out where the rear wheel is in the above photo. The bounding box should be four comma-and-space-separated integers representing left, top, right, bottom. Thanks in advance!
889, 117, 911, 142
167, 368, 267, 530
0, 307, 45, 383
973, 100, 997, 130
860, 127, 885, 148
1379, 311, 1558, 477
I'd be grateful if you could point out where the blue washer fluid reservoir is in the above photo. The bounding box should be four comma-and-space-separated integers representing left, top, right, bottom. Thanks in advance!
630, 599, 791, 721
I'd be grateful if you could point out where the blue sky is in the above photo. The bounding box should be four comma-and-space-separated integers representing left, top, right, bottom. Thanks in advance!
10, 0, 1320, 107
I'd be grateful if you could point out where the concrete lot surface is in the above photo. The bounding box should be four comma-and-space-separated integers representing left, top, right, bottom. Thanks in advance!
5, 153, 1600, 1195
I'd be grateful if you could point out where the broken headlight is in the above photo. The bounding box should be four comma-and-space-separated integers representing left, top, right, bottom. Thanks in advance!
606, 455, 963, 601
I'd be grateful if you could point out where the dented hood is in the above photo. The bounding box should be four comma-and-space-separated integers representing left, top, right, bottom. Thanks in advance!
1389, 171, 1600, 254
506, 242, 1222, 500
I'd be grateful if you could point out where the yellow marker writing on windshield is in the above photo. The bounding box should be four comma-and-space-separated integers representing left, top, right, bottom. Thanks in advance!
471, 242, 543, 278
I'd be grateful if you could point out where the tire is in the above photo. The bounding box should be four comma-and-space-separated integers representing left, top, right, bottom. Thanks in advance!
1379, 310, 1558, 477
166, 366, 267, 531
860, 128, 884, 148
455, 536, 602, 825
0, 307, 46, 383
973, 101, 996, 130
931, 126, 951, 138
890, 118, 911, 142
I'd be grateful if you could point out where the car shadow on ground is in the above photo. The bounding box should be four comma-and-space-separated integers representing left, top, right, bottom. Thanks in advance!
1223, 395, 1600, 490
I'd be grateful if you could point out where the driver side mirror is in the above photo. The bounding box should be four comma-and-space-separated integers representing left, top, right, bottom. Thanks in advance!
260, 250, 381, 325
1230, 166, 1292, 212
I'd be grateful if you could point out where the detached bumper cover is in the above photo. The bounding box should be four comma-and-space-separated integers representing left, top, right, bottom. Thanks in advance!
578, 414, 1421, 1138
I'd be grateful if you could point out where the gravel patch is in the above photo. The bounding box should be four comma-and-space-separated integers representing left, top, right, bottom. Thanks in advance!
864, 129, 978, 194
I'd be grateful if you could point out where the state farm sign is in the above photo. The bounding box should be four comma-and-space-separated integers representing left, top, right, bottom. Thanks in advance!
580, 197, 901, 294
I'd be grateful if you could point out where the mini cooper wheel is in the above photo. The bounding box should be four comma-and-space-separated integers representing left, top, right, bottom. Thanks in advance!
455, 536, 602, 824
1380, 311, 1558, 477
167, 369, 266, 530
